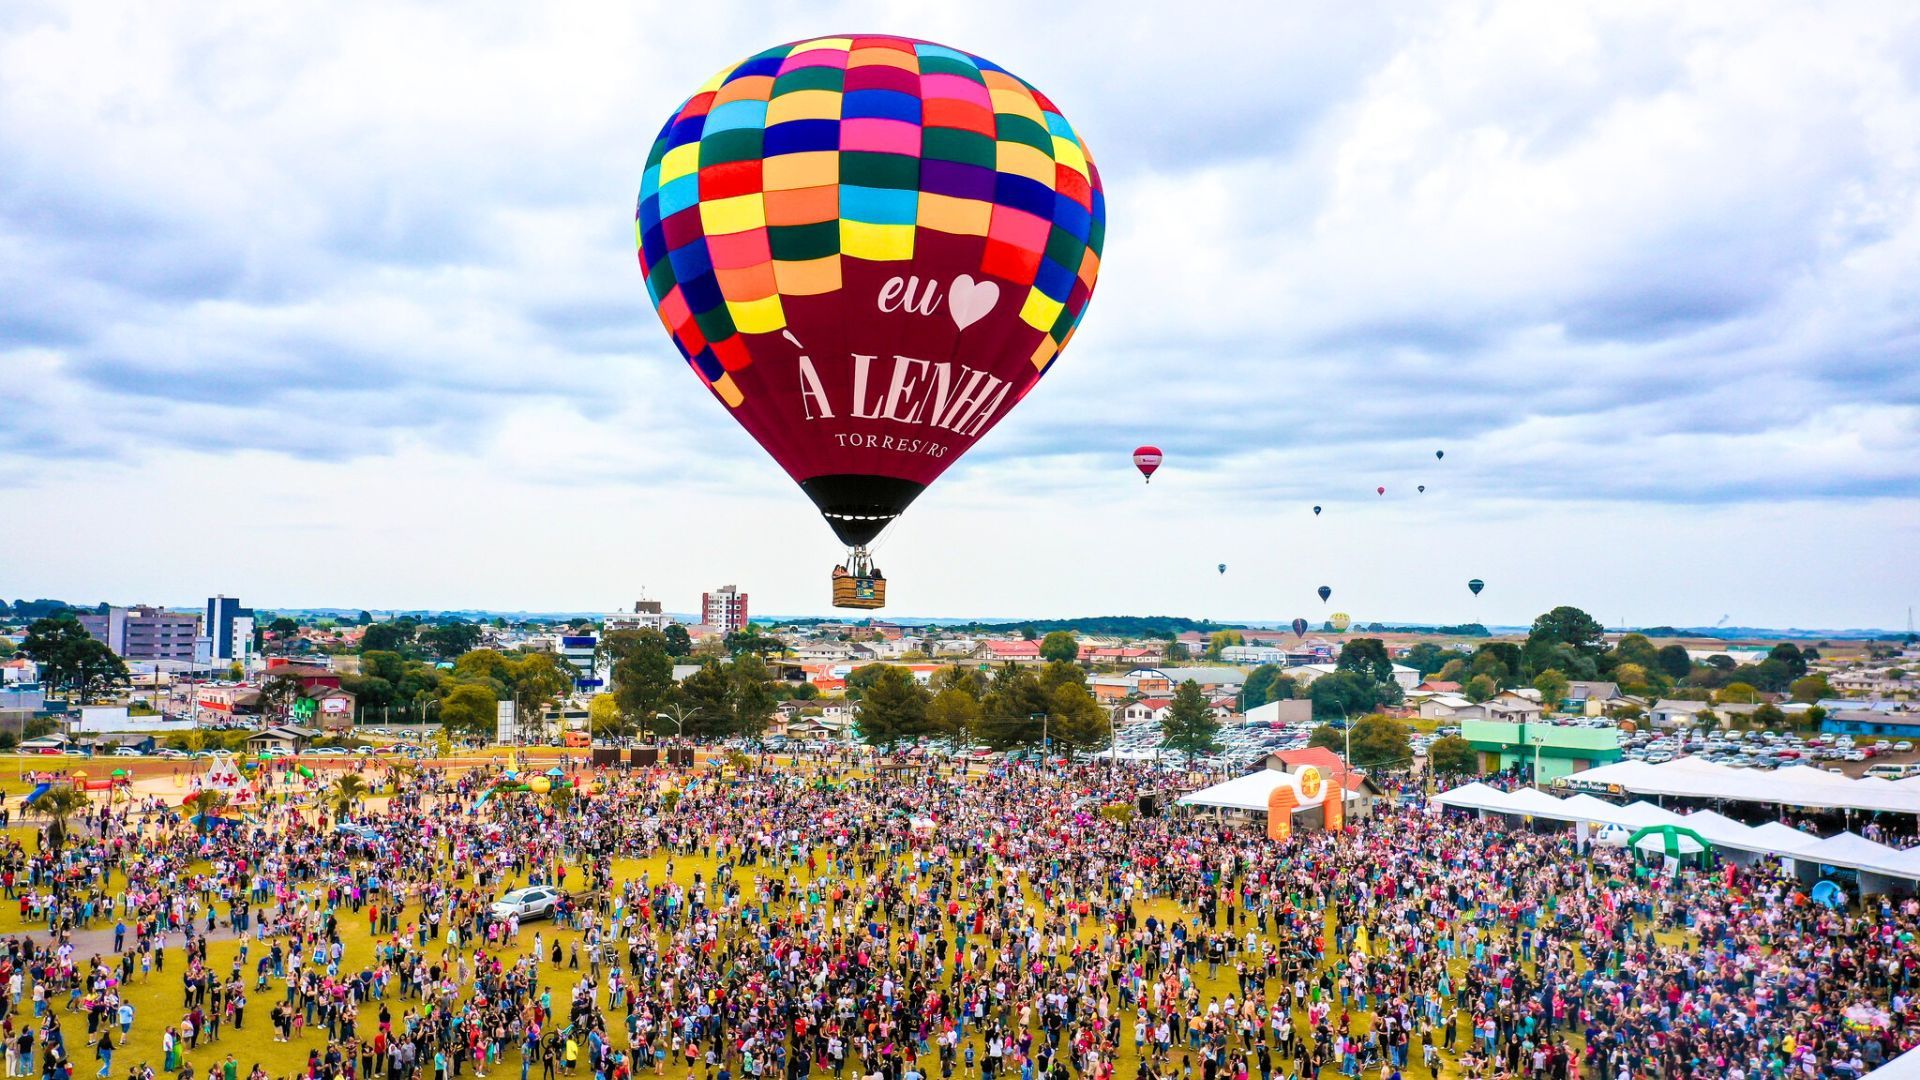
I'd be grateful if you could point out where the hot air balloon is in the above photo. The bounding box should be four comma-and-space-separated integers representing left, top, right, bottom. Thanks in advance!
1468, 578, 1484, 596
1312, 505, 1322, 516
1217, 563, 1226, 575
1376, 486, 1386, 495
1435, 450, 1444, 460
637, 36, 1105, 610
1290, 617, 1308, 638
1132, 445, 1162, 482
1417, 485, 1425, 493
1317, 586, 1331, 603
1330, 612, 1351, 633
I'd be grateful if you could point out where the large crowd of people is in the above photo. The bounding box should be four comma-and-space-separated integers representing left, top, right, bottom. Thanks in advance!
0, 749, 1916, 1080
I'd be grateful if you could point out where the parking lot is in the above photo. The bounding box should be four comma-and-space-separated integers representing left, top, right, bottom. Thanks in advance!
1622, 728, 1920, 778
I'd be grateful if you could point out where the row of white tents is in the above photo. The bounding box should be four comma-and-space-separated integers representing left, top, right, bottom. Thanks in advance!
1556, 756, 1920, 815
1434, 781, 1920, 893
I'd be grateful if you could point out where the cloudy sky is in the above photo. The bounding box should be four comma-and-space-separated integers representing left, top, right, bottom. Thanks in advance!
3, 1, 1917, 629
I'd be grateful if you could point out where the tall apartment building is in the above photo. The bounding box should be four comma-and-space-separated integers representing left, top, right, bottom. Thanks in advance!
701, 586, 749, 635
204, 595, 255, 661
79, 606, 202, 662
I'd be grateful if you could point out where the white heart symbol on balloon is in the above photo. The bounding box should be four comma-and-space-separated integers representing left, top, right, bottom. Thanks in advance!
947, 275, 999, 331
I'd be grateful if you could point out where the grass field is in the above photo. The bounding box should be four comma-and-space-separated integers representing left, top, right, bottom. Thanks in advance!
0, 768, 1624, 1080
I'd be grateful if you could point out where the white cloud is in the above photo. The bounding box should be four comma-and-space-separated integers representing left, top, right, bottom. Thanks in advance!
0, 0, 1915, 624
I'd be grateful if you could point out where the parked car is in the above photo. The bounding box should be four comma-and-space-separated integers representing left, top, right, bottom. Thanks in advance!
490, 886, 561, 921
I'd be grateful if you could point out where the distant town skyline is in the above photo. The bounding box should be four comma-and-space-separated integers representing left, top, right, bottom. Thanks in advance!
2, 2, 1915, 625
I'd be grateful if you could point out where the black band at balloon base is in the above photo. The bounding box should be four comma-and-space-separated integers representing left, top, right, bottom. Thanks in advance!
799, 474, 927, 546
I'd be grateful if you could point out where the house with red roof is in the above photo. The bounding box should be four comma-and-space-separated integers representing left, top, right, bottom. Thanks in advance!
976, 639, 1042, 662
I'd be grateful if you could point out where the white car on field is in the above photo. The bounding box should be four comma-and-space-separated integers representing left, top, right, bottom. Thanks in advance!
491, 886, 561, 921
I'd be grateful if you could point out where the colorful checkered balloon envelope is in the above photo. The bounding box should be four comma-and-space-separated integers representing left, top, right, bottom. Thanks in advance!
637, 35, 1105, 548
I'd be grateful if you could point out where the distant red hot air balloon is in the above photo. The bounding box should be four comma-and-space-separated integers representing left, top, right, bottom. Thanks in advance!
1132, 446, 1162, 482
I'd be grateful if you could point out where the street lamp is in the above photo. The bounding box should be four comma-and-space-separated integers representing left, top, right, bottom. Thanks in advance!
655, 704, 701, 742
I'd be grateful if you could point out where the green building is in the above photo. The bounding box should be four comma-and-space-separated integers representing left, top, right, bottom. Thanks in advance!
1460, 719, 1622, 783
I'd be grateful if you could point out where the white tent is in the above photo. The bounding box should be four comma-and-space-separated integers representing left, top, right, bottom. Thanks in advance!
1798, 831, 1908, 875
1501, 787, 1570, 817
1178, 768, 1356, 814
1675, 808, 1759, 843
1431, 782, 1519, 814
1559, 793, 1631, 824
1177, 769, 1293, 813
1610, 801, 1686, 829
1742, 821, 1821, 855
1559, 756, 1920, 814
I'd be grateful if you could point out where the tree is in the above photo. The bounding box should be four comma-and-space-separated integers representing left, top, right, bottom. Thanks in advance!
1470, 643, 1525, 686
1038, 631, 1080, 665
1400, 643, 1454, 677
588, 695, 625, 739
1527, 606, 1607, 656
1336, 714, 1413, 772
1715, 683, 1760, 705
1204, 630, 1244, 659
927, 686, 982, 745
728, 653, 778, 736
1047, 681, 1109, 752
1160, 679, 1221, 755
938, 664, 989, 699
1337, 638, 1391, 677
1790, 674, 1832, 704
37, 786, 89, 849
420, 622, 483, 660
611, 636, 677, 731
858, 666, 932, 750
1613, 663, 1653, 696
600, 628, 669, 668
1242, 665, 1297, 710
662, 624, 693, 657
1309, 671, 1383, 720
182, 790, 227, 837
678, 662, 735, 737
1655, 644, 1693, 681
1606, 633, 1660, 673
1428, 735, 1479, 776
258, 674, 303, 723
978, 665, 1051, 750
845, 664, 892, 701
1532, 670, 1570, 713
360, 622, 412, 654
328, 774, 369, 821
1768, 643, 1809, 679
20, 616, 129, 704
725, 628, 783, 658
440, 682, 500, 735
508, 653, 573, 726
